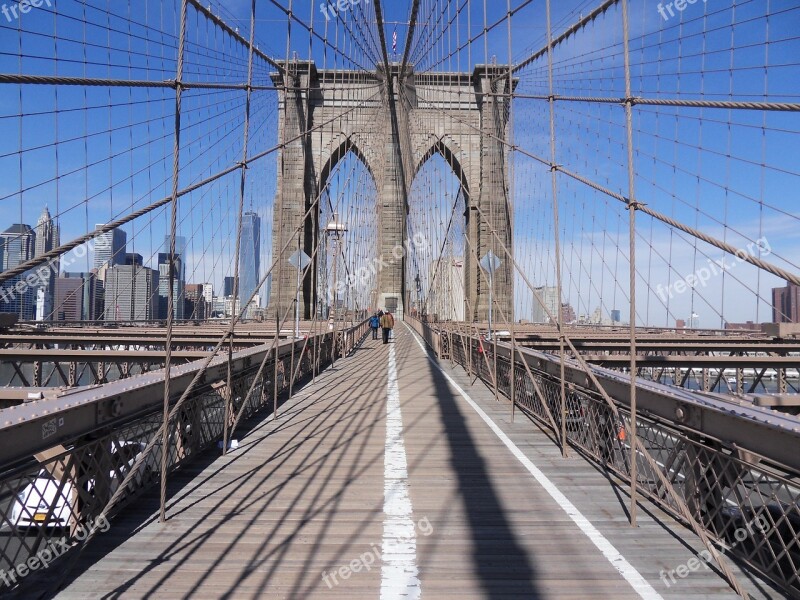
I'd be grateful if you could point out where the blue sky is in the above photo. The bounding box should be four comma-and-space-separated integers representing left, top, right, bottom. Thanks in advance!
0, 0, 798, 323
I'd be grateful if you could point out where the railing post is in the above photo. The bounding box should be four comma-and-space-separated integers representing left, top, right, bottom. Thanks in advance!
510, 334, 516, 422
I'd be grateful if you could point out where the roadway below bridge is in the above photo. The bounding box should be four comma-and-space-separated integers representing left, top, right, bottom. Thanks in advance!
51, 324, 776, 599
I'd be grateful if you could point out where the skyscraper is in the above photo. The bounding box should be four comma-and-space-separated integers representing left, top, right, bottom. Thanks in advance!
34, 207, 59, 258
202, 283, 214, 304
163, 235, 186, 280
239, 212, 261, 311
94, 225, 127, 270
532, 286, 559, 324
428, 257, 464, 321
223, 276, 235, 298
184, 284, 206, 320
34, 207, 59, 320
124, 253, 143, 267
54, 277, 84, 321
0, 224, 36, 320
103, 263, 158, 321
60, 272, 103, 321
158, 252, 185, 320
772, 282, 800, 323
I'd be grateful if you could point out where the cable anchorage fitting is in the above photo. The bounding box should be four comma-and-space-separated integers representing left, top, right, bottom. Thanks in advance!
626, 199, 645, 211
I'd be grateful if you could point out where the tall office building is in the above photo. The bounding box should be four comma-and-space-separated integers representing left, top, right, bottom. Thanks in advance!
0, 224, 36, 320
202, 283, 214, 304
34, 207, 59, 320
60, 272, 103, 321
532, 286, 560, 324
158, 252, 185, 320
223, 276, 235, 298
94, 225, 127, 270
163, 235, 186, 279
428, 257, 465, 321
124, 253, 143, 266
103, 264, 158, 321
239, 212, 261, 311
54, 277, 84, 321
560, 302, 577, 324
772, 282, 800, 323
184, 284, 206, 320
34, 207, 59, 258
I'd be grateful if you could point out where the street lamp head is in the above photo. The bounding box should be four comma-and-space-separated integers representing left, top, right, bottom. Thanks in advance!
325, 212, 348, 233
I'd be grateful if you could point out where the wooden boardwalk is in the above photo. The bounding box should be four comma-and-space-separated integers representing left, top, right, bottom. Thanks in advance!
56, 323, 779, 599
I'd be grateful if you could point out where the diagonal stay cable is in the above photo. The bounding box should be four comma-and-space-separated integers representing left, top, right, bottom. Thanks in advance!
411, 88, 800, 287
0, 89, 382, 287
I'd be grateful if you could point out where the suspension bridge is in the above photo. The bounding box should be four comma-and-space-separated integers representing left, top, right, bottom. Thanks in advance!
0, 0, 799, 598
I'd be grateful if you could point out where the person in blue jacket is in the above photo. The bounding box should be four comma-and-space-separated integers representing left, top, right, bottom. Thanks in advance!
369, 312, 381, 340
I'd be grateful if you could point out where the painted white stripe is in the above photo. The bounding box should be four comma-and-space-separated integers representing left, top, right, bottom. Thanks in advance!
404, 323, 664, 600
381, 340, 421, 600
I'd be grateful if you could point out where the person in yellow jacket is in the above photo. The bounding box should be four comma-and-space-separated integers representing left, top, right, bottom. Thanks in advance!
379, 311, 395, 344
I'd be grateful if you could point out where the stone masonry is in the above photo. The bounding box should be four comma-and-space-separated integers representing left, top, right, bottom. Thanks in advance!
269, 61, 513, 323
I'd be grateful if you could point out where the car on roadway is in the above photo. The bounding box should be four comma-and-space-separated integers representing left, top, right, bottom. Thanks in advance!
9, 441, 157, 530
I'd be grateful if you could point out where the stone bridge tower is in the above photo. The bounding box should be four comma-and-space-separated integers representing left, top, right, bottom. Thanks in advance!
269, 61, 514, 323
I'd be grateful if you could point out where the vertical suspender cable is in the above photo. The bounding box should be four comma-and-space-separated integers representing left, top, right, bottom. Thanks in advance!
160, 0, 189, 524
545, 0, 568, 458
224, 0, 258, 455
620, 0, 638, 528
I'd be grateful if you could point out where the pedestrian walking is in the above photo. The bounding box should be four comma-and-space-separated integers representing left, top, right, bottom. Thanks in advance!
380, 310, 395, 344
369, 312, 380, 340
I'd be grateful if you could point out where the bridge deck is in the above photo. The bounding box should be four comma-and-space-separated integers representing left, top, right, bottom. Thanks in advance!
56, 324, 775, 599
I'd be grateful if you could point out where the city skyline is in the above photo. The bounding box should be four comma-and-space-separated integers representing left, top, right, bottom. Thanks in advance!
0, 211, 797, 326
0, 213, 272, 321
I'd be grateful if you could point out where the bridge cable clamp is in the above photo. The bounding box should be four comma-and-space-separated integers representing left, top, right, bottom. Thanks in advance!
626, 199, 645, 211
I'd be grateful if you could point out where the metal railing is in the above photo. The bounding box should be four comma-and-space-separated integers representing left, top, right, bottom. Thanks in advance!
409, 317, 800, 598
0, 319, 370, 595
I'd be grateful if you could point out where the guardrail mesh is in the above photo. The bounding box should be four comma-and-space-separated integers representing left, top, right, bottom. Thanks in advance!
0, 323, 370, 594
442, 327, 800, 597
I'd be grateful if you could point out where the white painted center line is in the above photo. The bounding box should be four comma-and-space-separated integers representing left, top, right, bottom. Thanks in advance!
381, 339, 422, 600
403, 322, 664, 600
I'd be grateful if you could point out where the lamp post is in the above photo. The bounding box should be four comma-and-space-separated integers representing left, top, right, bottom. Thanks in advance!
480, 251, 502, 402
480, 251, 502, 341
287, 236, 311, 339
325, 213, 348, 360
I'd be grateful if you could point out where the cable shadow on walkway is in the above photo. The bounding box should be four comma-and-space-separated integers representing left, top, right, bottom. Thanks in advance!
406, 338, 541, 599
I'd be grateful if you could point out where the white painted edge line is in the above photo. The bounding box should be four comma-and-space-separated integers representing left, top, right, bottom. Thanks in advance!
381, 341, 422, 600
403, 322, 664, 600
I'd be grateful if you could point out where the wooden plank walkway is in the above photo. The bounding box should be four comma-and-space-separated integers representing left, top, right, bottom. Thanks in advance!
55, 323, 780, 599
